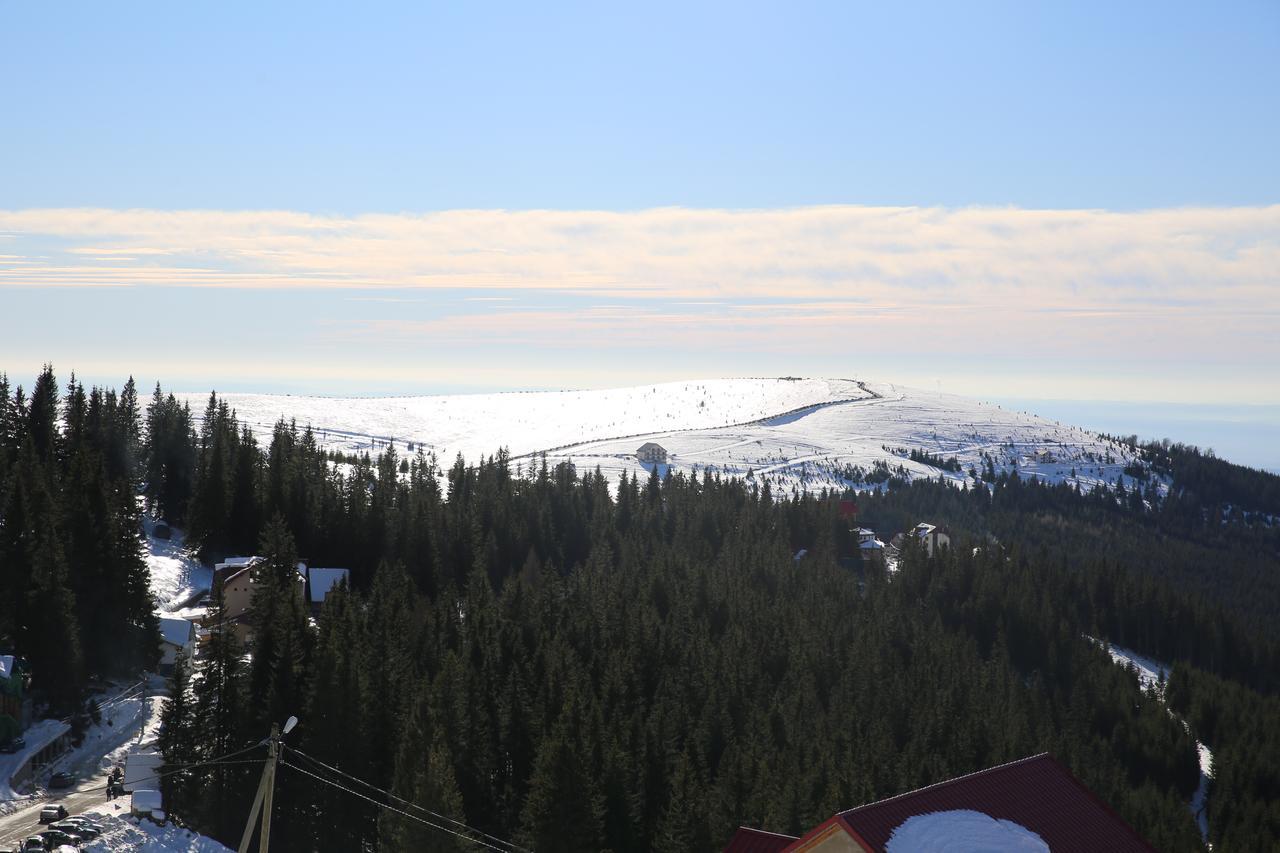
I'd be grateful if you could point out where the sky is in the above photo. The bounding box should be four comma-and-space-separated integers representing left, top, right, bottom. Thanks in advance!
1, 1, 1278, 465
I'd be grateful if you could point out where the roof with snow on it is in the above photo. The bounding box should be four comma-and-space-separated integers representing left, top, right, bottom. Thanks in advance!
159, 617, 196, 647
885, 810, 1048, 852
0, 654, 13, 680
217, 556, 260, 569
913, 523, 936, 537
859, 538, 885, 550
306, 568, 350, 603
832, 753, 1156, 852
723, 826, 798, 853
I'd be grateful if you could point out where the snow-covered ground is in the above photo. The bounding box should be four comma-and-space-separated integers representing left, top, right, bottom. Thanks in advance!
1090, 637, 1214, 846
143, 519, 210, 618
177, 378, 1146, 497
81, 812, 232, 852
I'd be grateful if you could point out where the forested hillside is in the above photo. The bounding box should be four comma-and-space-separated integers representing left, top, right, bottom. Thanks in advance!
2, 369, 1278, 851
0, 368, 158, 708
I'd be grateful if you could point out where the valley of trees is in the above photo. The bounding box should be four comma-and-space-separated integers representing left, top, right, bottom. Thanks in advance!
3, 367, 1279, 851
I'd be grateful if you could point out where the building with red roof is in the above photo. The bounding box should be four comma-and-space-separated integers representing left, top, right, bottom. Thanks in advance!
724, 753, 1157, 853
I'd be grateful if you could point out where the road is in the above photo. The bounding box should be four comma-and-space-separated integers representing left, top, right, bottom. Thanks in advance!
0, 768, 127, 847
0, 689, 163, 849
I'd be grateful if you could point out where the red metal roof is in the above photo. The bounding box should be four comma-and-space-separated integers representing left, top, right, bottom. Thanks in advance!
832, 753, 1157, 853
723, 826, 798, 853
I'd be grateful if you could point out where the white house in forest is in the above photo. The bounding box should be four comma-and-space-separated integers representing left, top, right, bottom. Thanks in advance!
158, 617, 196, 674
912, 522, 951, 557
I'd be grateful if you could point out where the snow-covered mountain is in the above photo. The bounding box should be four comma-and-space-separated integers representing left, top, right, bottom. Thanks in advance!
179, 377, 1146, 496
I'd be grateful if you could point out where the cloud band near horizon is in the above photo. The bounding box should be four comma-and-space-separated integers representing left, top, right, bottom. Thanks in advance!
1, 204, 1277, 405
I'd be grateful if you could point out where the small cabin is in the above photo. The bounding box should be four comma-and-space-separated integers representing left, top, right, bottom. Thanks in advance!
636, 442, 668, 464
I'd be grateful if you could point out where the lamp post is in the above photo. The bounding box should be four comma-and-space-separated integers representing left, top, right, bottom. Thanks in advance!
238, 715, 298, 853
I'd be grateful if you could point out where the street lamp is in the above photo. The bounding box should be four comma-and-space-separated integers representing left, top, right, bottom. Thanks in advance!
238, 716, 299, 853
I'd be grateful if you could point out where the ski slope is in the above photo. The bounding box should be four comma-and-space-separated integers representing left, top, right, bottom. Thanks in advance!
177, 377, 1146, 496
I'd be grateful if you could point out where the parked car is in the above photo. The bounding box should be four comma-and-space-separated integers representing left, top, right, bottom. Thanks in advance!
48, 771, 75, 788
50, 823, 89, 842
38, 804, 68, 823
0, 736, 25, 753
35, 831, 76, 848
21, 838, 46, 852
61, 817, 101, 838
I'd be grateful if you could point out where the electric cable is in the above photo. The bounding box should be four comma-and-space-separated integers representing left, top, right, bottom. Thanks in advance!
285, 745, 529, 853
280, 759, 528, 853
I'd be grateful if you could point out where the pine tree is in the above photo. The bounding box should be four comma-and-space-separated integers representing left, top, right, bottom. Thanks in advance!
194, 582, 251, 841
158, 650, 199, 815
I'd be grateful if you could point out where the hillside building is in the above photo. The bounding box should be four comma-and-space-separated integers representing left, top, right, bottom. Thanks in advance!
636, 442, 668, 464
912, 522, 951, 557
855, 528, 886, 567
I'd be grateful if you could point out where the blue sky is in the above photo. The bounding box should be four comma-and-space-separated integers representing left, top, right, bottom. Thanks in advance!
4, 1, 1277, 210
1, 1, 1278, 467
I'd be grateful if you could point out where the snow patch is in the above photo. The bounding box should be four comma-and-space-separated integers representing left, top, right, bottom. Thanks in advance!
885, 809, 1050, 852
144, 520, 211, 616
81, 812, 233, 852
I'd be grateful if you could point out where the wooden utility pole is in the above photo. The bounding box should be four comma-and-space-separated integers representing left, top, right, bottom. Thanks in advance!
238, 723, 281, 853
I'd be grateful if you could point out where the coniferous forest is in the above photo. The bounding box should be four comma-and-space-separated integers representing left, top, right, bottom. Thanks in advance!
2, 367, 1279, 851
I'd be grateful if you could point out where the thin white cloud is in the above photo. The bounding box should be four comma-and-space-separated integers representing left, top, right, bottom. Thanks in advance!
0, 205, 1273, 314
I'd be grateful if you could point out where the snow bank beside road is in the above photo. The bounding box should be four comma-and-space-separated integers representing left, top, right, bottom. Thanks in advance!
82, 812, 232, 852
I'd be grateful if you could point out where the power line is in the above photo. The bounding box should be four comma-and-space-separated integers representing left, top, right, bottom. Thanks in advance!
69, 742, 268, 796
280, 760, 527, 853
285, 745, 529, 853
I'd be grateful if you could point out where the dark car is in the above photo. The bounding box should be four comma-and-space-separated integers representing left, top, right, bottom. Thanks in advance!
0, 736, 24, 753
38, 804, 68, 823
21, 838, 46, 852
48, 771, 74, 788
36, 830, 76, 847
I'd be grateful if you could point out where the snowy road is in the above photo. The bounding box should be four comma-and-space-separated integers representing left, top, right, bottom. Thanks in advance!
0, 691, 164, 848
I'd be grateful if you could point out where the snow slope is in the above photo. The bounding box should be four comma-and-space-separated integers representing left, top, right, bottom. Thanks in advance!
143, 519, 211, 618
177, 378, 1145, 497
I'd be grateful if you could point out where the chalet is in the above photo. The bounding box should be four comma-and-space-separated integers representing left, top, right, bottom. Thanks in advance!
213, 555, 263, 585
157, 617, 196, 674
301, 567, 350, 617
210, 556, 303, 646
854, 528, 885, 567
636, 442, 668, 465
911, 522, 950, 557
723, 753, 1156, 852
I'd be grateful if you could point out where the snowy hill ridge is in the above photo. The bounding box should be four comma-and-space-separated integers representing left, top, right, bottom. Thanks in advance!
178, 377, 1146, 496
